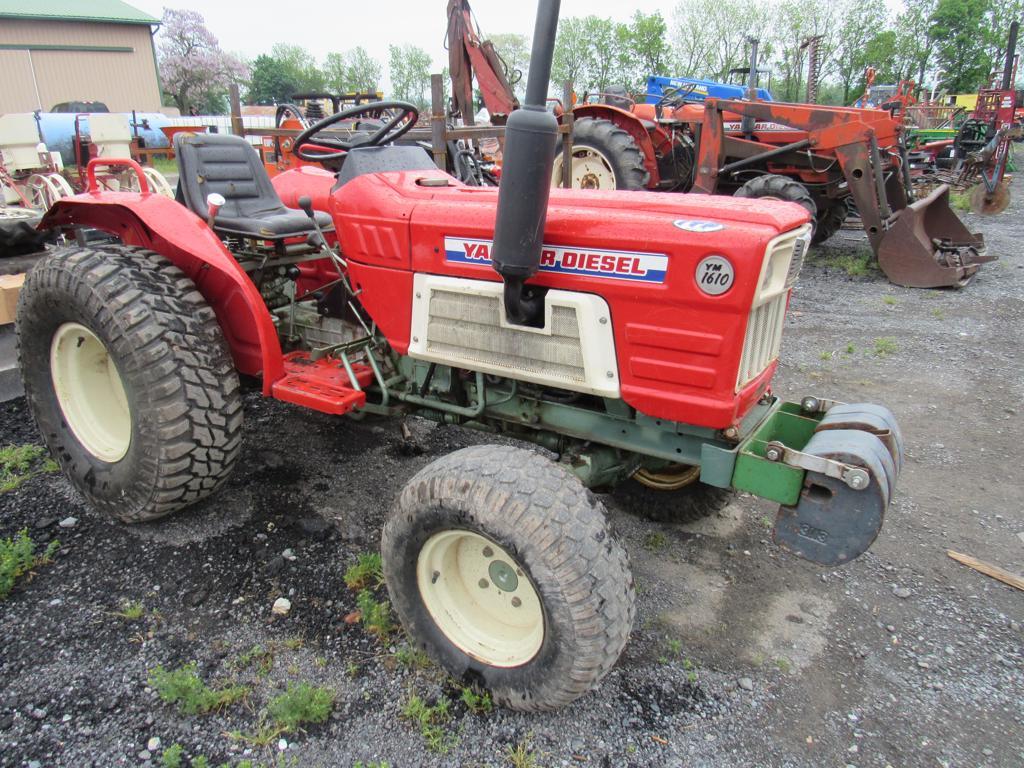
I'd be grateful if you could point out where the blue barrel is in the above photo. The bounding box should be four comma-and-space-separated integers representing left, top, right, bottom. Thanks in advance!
34, 111, 173, 166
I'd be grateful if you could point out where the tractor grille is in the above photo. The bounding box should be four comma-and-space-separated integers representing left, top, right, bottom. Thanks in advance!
426, 291, 587, 385
737, 292, 787, 388
409, 274, 620, 397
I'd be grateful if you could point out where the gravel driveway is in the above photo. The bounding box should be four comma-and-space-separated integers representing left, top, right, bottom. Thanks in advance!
1, 184, 1021, 768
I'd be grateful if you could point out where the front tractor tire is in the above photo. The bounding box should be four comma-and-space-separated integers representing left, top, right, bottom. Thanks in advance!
17, 245, 243, 523
734, 174, 818, 236
382, 445, 636, 711
553, 117, 649, 191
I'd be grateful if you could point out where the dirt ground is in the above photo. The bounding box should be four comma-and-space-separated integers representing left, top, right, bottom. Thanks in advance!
0, 183, 1021, 768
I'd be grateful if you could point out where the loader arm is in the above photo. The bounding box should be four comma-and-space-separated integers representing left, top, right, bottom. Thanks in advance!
446, 0, 519, 124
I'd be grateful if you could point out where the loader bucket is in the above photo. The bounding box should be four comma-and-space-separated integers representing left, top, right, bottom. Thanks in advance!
876, 184, 993, 289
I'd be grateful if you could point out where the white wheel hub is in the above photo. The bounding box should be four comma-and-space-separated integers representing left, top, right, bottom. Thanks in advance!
417, 530, 544, 667
552, 146, 617, 189
50, 322, 132, 462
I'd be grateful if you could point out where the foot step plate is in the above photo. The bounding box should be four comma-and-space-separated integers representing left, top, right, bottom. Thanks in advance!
271, 352, 373, 415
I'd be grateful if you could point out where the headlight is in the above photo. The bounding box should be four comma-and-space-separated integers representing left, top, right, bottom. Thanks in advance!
754, 224, 812, 306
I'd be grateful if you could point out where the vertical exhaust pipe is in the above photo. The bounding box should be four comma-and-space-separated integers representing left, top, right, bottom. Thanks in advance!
490, 0, 561, 325
740, 37, 760, 136
1002, 21, 1019, 91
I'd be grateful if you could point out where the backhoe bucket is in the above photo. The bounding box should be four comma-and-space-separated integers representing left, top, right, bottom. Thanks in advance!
876, 184, 992, 289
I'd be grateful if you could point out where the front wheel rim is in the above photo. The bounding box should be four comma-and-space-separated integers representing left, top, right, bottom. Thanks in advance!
50, 322, 132, 462
416, 529, 544, 667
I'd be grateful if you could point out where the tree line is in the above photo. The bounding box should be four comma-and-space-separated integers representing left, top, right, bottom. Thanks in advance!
158, 1, 1022, 116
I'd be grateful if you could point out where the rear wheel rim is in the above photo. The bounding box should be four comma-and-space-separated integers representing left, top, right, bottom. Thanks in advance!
50, 322, 131, 462
633, 464, 701, 491
416, 529, 544, 667
552, 147, 617, 189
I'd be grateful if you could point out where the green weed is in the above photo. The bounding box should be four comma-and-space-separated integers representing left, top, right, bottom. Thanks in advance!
872, 337, 898, 357
819, 350, 833, 360
460, 685, 493, 714
160, 744, 184, 768
353, 763, 391, 768
949, 191, 971, 212
931, 308, 944, 319
113, 600, 145, 621
148, 663, 248, 715
643, 532, 667, 551
882, 295, 897, 306
344, 552, 383, 590
0, 529, 59, 599
356, 589, 394, 639
395, 644, 432, 670
667, 638, 682, 657
235, 644, 274, 676
845, 343, 856, 354
0, 444, 58, 493
506, 739, 540, 768
267, 681, 335, 731
402, 694, 456, 754
775, 656, 792, 673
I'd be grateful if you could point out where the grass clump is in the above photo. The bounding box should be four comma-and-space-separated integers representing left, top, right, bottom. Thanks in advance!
395, 644, 432, 670
460, 685, 493, 714
643, 532, 667, 552
882, 295, 897, 306
148, 663, 248, 715
235, 644, 274, 676
816, 251, 874, 277
353, 763, 390, 768
113, 600, 145, 621
344, 552, 383, 590
402, 694, 456, 753
267, 681, 335, 731
356, 589, 394, 639
819, 350, 833, 360
872, 337, 898, 357
0, 529, 59, 599
0, 444, 59, 493
506, 739, 541, 768
949, 190, 971, 212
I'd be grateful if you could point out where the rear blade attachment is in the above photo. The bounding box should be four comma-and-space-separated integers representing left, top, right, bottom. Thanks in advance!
877, 184, 995, 289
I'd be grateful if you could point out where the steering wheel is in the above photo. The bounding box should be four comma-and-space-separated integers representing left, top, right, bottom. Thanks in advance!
292, 100, 419, 162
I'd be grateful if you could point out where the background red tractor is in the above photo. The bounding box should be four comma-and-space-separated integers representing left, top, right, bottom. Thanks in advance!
17, 0, 902, 710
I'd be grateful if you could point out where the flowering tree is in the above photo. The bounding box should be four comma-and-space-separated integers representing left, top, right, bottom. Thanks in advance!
157, 9, 248, 115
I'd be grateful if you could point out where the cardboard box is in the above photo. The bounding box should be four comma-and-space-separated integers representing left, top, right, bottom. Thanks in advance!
0, 273, 25, 325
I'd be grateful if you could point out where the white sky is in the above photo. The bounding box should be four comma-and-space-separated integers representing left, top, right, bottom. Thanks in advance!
130, 0, 681, 78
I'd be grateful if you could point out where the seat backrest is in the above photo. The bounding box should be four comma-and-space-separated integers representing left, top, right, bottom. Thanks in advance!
174, 133, 284, 220
0, 113, 46, 172
87, 114, 132, 158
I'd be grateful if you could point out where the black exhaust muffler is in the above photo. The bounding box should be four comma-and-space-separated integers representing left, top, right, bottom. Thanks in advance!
490, 0, 560, 325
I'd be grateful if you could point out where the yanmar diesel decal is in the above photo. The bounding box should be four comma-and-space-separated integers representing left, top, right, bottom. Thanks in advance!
444, 237, 669, 284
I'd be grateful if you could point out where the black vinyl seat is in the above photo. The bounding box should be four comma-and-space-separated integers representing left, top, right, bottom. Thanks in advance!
174, 133, 333, 239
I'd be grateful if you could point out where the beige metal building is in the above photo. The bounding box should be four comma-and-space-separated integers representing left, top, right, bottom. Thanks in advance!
0, 0, 161, 114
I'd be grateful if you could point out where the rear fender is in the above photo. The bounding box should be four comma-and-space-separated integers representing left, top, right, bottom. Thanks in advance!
40, 193, 284, 389
566, 104, 662, 186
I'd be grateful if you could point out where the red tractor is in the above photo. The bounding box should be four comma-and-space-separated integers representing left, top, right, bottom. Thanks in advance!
17, 0, 902, 710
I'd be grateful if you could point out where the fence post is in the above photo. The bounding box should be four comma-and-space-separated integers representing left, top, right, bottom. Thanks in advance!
229, 84, 244, 137
430, 74, 447, 171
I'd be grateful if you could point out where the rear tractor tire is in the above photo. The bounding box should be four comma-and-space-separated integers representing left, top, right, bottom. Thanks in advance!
734, 174, 818, 237
382, 445, 636, 711
617, 464, 734, 524
552, 117, 649, 191
16, 245, 243, 522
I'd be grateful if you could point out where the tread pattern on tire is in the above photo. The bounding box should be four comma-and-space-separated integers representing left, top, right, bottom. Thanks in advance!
616, 478, 734, 523
564, 117, 650, 190
384, 444, 636, 711
17, 245, 242, 522
734, 174, 817, 230
812, 200, 849, 245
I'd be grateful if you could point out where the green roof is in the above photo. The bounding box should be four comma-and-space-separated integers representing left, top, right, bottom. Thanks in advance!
0, 0, 158, 25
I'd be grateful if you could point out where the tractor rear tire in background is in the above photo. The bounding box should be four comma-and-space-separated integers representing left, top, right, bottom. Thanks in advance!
812, 200, 849, 245
17, 245, 243, 523
553, 117, 649, 191
616, 465, 734, 524
382, 445, 636, 711
734, 175, 818, 237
